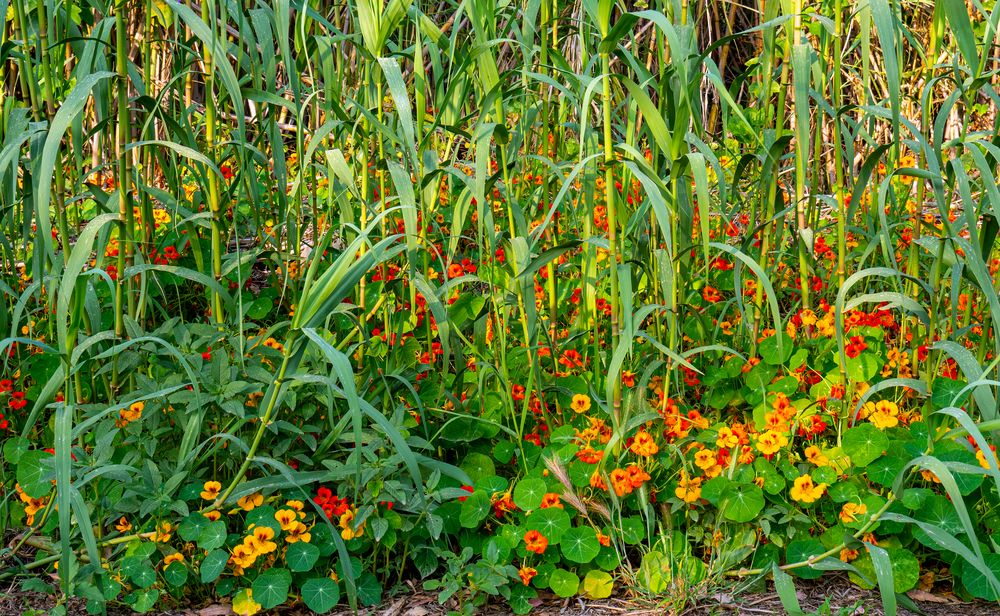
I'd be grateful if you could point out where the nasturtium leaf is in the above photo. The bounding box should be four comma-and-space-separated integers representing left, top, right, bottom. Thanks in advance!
127, 561, 157, 589
525, 508, 571, 543
477, 474, 508, 495
357, 572, 382, 606
3, 436, 29, 465
699, 475, 731, 505
301, 577, 340, 613
548, 569, 579, 597
867, 443, 907, 486
931, 376, 969, 410
582, 570, 613, 598
960, 552, 1000, 600
200, 549, 228, 583
232, 589, 261, 616
595, 545, 621, 570
844, 352, 879, 382
508, 584, 537, 614
937, 448, 985, 495
16, 450, 52, 498
560, 527, 600, 563
619, 516, 645, 544
638, 550, 670, 593
197, 520, 227, 550
178, 513, 209, 542
285, 542, 320, 572
721, 483, 764, 523
126, 589, 160, 613
901, 488, 932, 510
759, 332, 793, 365
163, 562, 188, 587
812, 466, 837, 486
493, 440, 517, 464
251, 568, 291, 609
459, 490, 490, 528
843, 424, 888, 467
828, 481, 860, 503
512, 478, 547, 511
460, 453, 495, 482
786, 539, 825, 579
246, 505, 280, 534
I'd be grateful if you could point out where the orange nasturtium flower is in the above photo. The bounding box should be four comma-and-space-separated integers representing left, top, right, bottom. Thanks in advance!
629, 429, 659, 457
789, 474, 827, 503
840, 502, 868, 524
866, 400, 899, 430
200, 481, 222, 501
675, 473, 702, 503
539, 493, 563, 509
524, 530, 548, 554
518, 566, 537, 585
571, 394, 592, 413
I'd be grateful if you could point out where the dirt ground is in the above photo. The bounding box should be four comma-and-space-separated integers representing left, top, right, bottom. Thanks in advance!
1, 575, 997, 615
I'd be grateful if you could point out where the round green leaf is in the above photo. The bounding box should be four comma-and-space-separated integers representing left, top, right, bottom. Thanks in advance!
525, 508, 571, 544
163, 562, 188, 587
548, 569, 579, 598
16, 450, 52, 498
301, 577, 340, 613
286, 542, 320, 572
786, 539, 825, 580
200, 549, 228, 584
252, 568, 291, 610
460, 453, 495, 482
560, 527, 600, 564
843, 424, 888, 467
721, 483, 764, 522
513, 478, 547, 511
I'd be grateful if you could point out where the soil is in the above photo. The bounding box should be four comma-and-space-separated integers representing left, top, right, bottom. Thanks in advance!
1, 575, 997, 616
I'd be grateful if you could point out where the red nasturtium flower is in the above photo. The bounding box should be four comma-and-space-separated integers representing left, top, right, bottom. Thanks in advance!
702, 285, 722, 303
524, 530, 548, 554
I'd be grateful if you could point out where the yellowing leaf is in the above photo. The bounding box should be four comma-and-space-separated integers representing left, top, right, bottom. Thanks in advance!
232, 589, 262, 616
582, 570, 613, 599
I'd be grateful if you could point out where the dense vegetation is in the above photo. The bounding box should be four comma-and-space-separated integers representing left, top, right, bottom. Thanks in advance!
3, 0, 1000, 613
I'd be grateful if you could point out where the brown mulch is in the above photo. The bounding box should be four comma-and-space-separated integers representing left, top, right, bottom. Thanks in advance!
0, 576, 996, 616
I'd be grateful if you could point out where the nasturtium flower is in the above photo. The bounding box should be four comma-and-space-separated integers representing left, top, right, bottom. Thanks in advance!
285, 521, 312, 543
246, 526, 277, 555
163, 552, 184, 567
674, 473, 702, 503
237, 492, 263, 511
275, 509, 298, 531
571, 394, 591, 413
789, 474, 826, 503
804, 445, 829, 467
694, 449, 716, 470
978, 446, 999, 470
867, 400, 899, 430
200, 481, 222, 501
716, 427, 739, 449
524, 530, 548, 554
840, 502, 867, 524
339, 507, 365, 540
756, 430, 788, 456
154, 521, 173, 543
518, 566, 537, 585
115, 517, 132, 533
539, 493, 563, 509
629, 429, 658, 457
